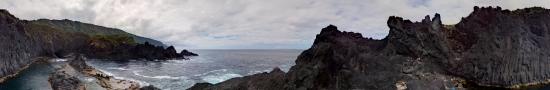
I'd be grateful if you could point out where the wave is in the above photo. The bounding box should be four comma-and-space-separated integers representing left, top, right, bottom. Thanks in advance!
201, 73, 242, 84
246, 69, 271, 75
113, 76, 151, 87
95, 68, 151, 87
193, 69, 230, 77
51, 58, 67, 62
194, 69, 243, 84
132, 71, 187, 80
95, 68, 115, 76
107, 67, 131, 71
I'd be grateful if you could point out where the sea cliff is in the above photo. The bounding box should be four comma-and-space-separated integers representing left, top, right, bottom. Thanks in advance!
190, 6, 550, 89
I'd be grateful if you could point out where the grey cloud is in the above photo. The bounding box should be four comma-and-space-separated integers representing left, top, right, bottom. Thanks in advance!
1, 0, 549, 49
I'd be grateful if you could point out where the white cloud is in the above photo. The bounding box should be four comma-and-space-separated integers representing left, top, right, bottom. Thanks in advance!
1, 0, 549, 49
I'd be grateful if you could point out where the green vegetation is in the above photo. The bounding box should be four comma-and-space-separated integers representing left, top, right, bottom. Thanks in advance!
30, 19, 166, 46
443, 24, 456, 31
90, 34, 137, 45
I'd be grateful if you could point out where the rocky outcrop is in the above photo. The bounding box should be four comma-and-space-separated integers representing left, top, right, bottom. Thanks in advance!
140, 85, 162, 90
68, 54, 162, 90
190, 6, 550, 89
180, 49, 199, 56
48, 64, 86, 90
69, 55, 141, 90
189, 68, 286, 90
85, 41, 197, 60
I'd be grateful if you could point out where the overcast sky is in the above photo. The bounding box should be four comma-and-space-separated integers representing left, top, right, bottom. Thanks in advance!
1, 0, 549, 49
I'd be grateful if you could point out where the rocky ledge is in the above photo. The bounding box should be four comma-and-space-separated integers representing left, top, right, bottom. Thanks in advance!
48, 54, 161, 90
48, 64, 86, 90
190, 6, 550, 90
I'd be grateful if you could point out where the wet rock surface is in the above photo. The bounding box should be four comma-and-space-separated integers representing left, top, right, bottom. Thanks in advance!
67, 54, 162, 90
48, 64, 86, 90
191, 7, 550, 89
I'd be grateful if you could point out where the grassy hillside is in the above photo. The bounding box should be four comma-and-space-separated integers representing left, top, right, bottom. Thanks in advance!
30, 19, 166, 47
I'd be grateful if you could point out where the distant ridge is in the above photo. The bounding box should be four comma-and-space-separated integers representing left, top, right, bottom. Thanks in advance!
31, 19, 166, 47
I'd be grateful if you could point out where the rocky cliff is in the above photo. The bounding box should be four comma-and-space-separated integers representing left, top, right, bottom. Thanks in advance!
190, 6, 550, 89
0, 9, 90, 82
0, 9, 196, 82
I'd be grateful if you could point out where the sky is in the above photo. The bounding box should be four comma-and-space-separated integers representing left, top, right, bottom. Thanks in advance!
1, 0, 549, 49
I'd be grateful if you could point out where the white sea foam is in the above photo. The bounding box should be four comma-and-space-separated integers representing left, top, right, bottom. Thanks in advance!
133, 71, 187, 79
52, 58, 67, 62
195, 69, 243, 84
201, 73, 242, 84
279, 64, 293, 72
167, 60, 186, 63
96, 68, 115, 76
107, 67, 131, 71
113, 76, 151, 87
95, 68, 151, 87
84, 77, 95, 82
246, 69, 271, 75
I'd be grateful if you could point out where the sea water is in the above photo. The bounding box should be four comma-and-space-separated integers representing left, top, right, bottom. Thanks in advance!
0, 49, 301, 90
86, 49, 301, 90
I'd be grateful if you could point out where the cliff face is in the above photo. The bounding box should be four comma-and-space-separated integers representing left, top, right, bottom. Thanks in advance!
0, 9, 90, 82
446, 6, 550, 87
190, 6, 550, 89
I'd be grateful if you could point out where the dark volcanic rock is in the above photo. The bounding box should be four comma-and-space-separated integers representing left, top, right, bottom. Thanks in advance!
189, 68, 286, 90
180, 49, 199, 56
85, 41, 196, 60
190, 6, 550, 90
48, 64, 85, 90
445, 6, 550, 87
140, 85, 162, 90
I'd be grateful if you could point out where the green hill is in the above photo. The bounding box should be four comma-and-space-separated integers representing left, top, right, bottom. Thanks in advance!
30, 19, 166, 47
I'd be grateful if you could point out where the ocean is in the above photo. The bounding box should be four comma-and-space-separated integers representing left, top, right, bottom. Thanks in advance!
0, 49, 302, 90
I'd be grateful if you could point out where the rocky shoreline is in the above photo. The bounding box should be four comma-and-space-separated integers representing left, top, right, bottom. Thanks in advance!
190, 6, 550, 90
48, 54, 161, 90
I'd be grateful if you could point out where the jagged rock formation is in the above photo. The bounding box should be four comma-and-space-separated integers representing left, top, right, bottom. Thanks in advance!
180, 49, 199, 56
31, 19, 166, 47
140, 85, 162, 90
0, 9, 196, 82
85, 40, 197, 60
48, 64, 86, 90
190, 6, 550, 89
69, 55, 142, 90
49, 55, 164, 90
